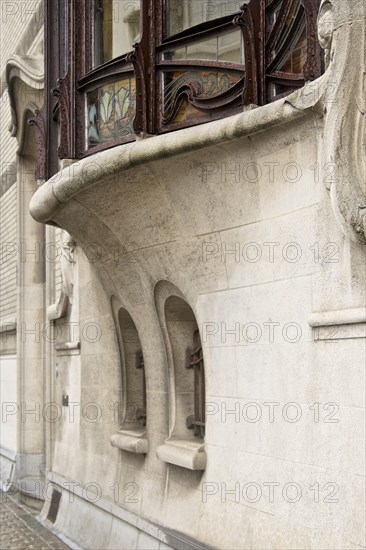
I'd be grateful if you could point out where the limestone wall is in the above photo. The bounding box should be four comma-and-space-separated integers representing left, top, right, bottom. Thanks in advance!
35, 109, 365, 549
27, 1, 365, 547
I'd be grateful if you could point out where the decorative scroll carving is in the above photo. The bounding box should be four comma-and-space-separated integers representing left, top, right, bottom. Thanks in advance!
52, 72, 73, 159
127, 43, 147, 134
162, 72, 244, 125
317, 0, 366, 243
28, 105, 46, 181
6, 55, 44, 138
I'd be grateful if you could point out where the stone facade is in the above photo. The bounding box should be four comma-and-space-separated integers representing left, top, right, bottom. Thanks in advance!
1, 1, 365, 549
0, 0, 45, 495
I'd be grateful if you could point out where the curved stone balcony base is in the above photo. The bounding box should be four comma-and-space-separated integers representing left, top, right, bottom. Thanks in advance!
110, 428, 148, 454
30, 2, 366, 246
156, 438, 206, 470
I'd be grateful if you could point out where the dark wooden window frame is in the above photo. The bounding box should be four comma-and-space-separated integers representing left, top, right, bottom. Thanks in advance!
186, 329, 205, 439
136, 351, 147, 427
42, 0, 323, 177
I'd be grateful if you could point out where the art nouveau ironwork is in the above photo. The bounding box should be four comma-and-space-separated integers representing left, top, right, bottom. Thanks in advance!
43, 0, 323, 174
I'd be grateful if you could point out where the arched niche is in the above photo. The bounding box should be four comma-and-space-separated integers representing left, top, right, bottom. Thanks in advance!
155, 282, 206, 470
110, 296, 148, 454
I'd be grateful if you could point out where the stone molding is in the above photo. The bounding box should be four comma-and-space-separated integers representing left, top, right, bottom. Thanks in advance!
47, 292, 69, 321
29, 88, 317, 223
0, 317, 17, 333
156, 439, 207, 471
6, 55, 44, 138
0, 445, 17, 462
6, 55, 45, 179
309, 307, 366, 340
110, 428, 148, 454
309, 307, 366, 327
316, 0, 366, 243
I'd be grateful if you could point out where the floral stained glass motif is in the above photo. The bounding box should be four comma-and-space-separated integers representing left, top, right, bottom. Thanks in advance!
86, 77, 136, 148
163, 70, 243, 124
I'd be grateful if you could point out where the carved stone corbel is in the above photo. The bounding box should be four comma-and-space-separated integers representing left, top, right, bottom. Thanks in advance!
6, 55, 45, 181
47, 230, 76, 320
317, 0, 366, 243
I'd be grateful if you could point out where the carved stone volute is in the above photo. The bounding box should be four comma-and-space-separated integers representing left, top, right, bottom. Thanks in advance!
318, 0, 366, 243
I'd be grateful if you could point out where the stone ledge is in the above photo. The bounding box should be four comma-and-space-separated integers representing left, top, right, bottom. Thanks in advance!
156, 438, 207, 470
309, 308, 366, 340
308, 307, 366, 327
0, 317, 17, 333
55, 341, 81, 356
0, 445, 17, 462
110, 428, 148, 454
47, 292, 68, 320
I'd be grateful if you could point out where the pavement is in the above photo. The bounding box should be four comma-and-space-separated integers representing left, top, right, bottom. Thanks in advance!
0, 490, 70, 550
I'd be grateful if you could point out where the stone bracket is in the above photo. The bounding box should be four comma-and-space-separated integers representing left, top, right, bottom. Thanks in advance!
156, 438, 207, 471
110, 429, 148, 454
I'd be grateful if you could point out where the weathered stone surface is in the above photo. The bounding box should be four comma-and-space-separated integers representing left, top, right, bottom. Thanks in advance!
3, 0, 363, 549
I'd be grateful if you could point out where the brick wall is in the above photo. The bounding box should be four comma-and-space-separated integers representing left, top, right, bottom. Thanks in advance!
0, 183, 17, 320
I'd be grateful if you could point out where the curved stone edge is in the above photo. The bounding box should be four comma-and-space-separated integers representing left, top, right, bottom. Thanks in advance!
29, 82, 323, 225
308, 307, 366, 327
156, 439, 207, 470
110, 429, 148, 454
318, 0, 366, 244
6, 55, 44, 137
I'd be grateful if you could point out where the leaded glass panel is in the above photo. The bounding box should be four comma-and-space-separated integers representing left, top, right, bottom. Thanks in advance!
86, 77, 136, 148
163, 69, 243, 124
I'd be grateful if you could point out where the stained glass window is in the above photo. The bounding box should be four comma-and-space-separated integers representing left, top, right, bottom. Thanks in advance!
45, 0, 323, 161
163, 70, 243, 125
86, 77, 136, 148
